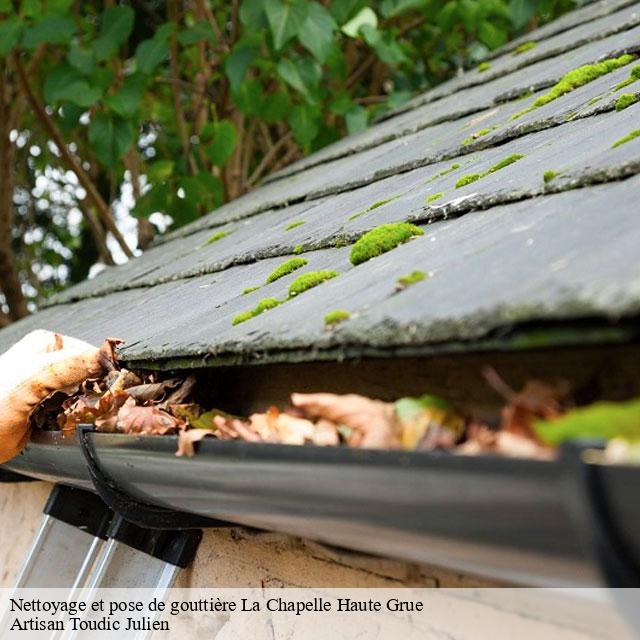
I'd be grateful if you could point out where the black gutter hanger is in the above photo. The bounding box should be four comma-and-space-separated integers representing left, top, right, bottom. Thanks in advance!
2, 428, 639, 588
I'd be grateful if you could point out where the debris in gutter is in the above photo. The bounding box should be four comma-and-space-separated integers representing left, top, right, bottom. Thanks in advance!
22, 338, 640, 462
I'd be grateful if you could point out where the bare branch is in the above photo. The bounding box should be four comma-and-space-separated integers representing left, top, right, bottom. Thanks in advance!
13, 52, 134, 259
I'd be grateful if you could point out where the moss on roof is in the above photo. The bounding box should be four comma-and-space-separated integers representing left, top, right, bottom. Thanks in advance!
266, 257, 308, 283
350, 223, 424, 265
289, 270, 338, 297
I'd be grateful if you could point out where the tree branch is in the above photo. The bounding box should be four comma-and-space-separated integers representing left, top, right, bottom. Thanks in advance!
168, 0, 198, 177
13, 52, 134, 259
0, 58, 28, 321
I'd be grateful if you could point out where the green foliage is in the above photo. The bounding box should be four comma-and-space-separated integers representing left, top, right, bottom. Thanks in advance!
534, 399, 640, 446
612, 129, 640, 149
324, 309, 351, 326
266, 257, 308, 283
615, 93, 638, 111
288, 270, 338, 296
350, 222, 424, 265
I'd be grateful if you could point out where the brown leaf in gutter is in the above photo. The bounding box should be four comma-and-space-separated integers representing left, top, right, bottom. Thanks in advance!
291, 393, 399, 448
163, 375, 197, 406
98, 338, 124, 373
484, 367, 571, 441
28, 390, 71, 431
105, 368, 142, 393
213, 415, 262, 441
116, 398, 186, 435
126, 378, 183, 403
176, 428, 216, 457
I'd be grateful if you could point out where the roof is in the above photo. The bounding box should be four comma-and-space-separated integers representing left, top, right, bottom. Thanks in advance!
2, 0, 640, 368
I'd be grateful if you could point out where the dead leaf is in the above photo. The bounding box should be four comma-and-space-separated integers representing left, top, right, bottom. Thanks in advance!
98, 338, 123, 372
291, 393, 399, 448
483, 368, 571, 442
176, 428, 215, 457
395, 395, 465, 450
213, 415, 262, 442
163, 375, 196, 406
116, 398, 185, 435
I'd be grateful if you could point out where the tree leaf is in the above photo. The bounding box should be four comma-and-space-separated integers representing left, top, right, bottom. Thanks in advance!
345, 105, 368, 134
288, 104, 319, 148
478, 20, 507, 50
104, 73, 148, 117
0, 16, 22, 56
93, 5, 134, 60
135, 37, 170, 74
262, 90, 291, 123
276, 57, 318, 100
22, 14, 76, 49
298, 3, 336, 63
67, 45, 95, 75
202, 120, 237, 166
87, 112, 134, 167
265, 0, 309, 50
177, 20, 216, 46
341, 7, 377, 38
225, 44, 259, 90
43, 64, 101, 107
509, 0, 537, 29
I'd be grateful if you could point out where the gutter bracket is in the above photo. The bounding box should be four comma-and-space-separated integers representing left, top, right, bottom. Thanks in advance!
77, 425, 229, 531
562, 441, 640, 587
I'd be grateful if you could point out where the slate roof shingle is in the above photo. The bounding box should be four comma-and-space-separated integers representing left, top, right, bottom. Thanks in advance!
1, 0, 639, 368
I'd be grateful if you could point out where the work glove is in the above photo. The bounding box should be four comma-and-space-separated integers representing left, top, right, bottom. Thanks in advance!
0, 330, 104, 463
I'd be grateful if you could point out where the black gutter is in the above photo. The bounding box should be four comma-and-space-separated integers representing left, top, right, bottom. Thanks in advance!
2, 430, 638, 587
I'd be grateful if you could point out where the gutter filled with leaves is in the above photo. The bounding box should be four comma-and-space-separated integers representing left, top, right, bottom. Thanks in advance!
3, 338, 640, 587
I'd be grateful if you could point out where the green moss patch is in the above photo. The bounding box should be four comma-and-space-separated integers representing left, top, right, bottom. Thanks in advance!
455, 154, 524, 189
425, 163, 461, 184
513, 41, 536, 56
612, 129, 640, 148
513, 54, 636, 119
455, 173, 481, 188
324, 309, 351, 326
293, 244, 304, 254
349, 223, 424, 266
615, 93, 638, 111
396, 270, 426, 289
614, 64, 640, 90
477, 62, 491, 73
203, 229, 232, 246
232, 297, 281, 326
462, 128, 492, 145
266, 257, 308, 284
487, 153, 524, 173
289, 270, 338, 297
543, 170, 559, 184
426, 192, 444, 203
285, 220, 305, 231
242, 285, 260, 295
